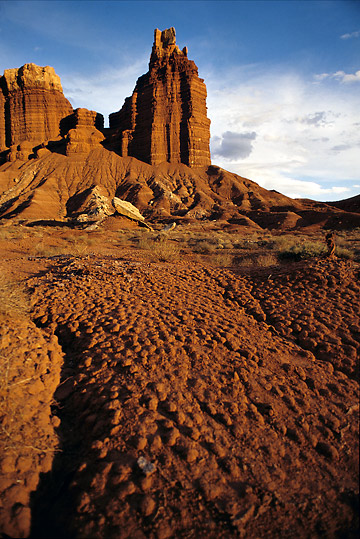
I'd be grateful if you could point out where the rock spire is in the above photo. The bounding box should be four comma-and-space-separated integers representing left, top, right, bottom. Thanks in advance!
109, 28, 211, 167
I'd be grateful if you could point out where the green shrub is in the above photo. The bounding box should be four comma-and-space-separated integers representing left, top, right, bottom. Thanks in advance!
278, 240, 325, 260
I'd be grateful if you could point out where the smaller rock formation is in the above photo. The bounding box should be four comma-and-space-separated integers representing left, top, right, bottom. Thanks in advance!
109, 27, 211, 168
112, 197, 152, 228
75, 185, 114, 222
64, 108, 105, 155
72, 185, 152, 229
0, 64, 73, 152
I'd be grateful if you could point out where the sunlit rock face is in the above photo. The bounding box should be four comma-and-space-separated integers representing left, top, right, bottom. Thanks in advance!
0, 63, 73, 152
109, 27, 211, 167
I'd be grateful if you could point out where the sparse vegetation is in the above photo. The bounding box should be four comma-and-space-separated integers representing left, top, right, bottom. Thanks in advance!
137, 235, 182, 262
256, 253, 278, 267
208, 253, 233, 267
236, 253, 278, 268
0, 273, 30, 318
192, 240, 217, 254
278, 239, 326, 260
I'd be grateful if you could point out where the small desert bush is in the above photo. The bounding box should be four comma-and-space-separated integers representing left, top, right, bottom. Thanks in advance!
137, 236, 181, 262
192, 240, 217, 254
0, 227, 25, 241
31, 241, 71, 257
232, 237, 261, 250
278, 240, 326, 260
0, 273, 30, 318
137, 236, 156, 251
236, 257, 255, 267
0, 228, 13, 241
151, 241, 181, 262
256, 254, 278, 267
270, 235, 298, 251
236, 254, 277, 268
208, 253, 233, 267
117, 230, 134, 245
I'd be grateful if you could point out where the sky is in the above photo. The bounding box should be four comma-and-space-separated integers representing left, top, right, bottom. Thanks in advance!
0, 0, 359, 201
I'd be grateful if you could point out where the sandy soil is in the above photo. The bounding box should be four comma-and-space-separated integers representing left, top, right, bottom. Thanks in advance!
0, 225, 359, 538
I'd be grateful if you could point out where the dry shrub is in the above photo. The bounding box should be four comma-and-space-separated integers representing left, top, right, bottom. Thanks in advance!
117, 230, 134, 245
151, 241, 181, 262
137, 236, 156, 251
0, 226, 24, 241
237, 257, 254, 267
192, 240, 217, 254
236, 254, 277, 268
271, 235, 298, 251
256, 254, 278, 267
137, 236, 181, 262
0, 273, 30, 318
0, 228, 13, 241
208, 253, 233, 267
278, 239, 326, 260
31, 234, 95, 257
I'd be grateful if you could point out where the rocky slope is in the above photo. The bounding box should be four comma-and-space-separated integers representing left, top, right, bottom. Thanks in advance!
0, 147, 359, 230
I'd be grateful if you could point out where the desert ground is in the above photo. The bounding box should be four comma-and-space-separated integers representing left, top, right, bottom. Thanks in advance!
0, 219, 359, 538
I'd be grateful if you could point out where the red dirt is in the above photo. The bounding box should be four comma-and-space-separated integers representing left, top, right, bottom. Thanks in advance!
0, 228, 359, 538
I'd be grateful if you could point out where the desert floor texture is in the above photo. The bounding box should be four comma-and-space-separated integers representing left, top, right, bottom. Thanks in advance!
0, 221, 359, 539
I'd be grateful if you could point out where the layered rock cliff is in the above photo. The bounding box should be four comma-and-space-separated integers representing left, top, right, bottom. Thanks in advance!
109, 27, 211, 167
0, 63, 73, 152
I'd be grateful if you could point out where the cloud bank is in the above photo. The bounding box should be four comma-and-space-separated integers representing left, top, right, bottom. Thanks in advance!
206, 66, 360, 200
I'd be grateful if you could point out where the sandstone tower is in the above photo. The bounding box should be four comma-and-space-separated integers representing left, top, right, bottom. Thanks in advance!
109, 27, 211, 167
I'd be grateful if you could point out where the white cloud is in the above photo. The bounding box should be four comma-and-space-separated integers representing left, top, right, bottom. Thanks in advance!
205, 66, 360, 200
315, 70, 360, 83
221, 164, 351, 200
341, 30, 360, 39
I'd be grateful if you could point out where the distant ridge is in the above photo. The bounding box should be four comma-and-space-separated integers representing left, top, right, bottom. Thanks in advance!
327, 194, 360, 214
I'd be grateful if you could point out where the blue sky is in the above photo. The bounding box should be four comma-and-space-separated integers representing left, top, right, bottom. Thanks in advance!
0, 0, 359, 201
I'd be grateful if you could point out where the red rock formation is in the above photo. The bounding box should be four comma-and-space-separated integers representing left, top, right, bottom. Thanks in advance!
0, 64, 73, 152
0, 90, 6, 152
64, 108, 105, 155
109, 27, 211, 167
